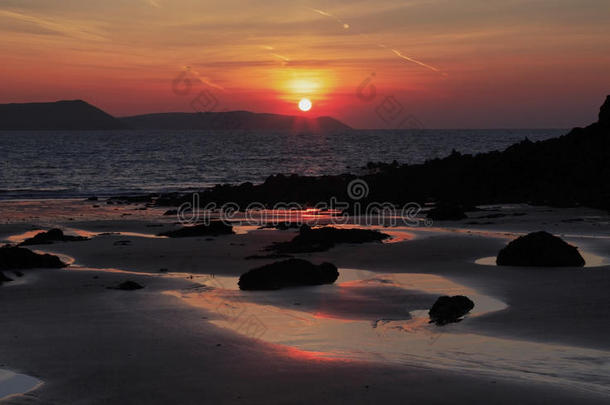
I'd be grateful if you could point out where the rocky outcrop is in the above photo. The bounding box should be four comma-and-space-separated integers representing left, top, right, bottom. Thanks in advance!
113, 281, 144, 290
19, 229, 89, 246
151, 96, 610, 213
269, 225, 390, 253
496, 231, 585, 267
238, 258, 339, 290
429, 295, 475, 325
158, 222, 234, 237
427, 203, 468, 221
0, 245, 67, 270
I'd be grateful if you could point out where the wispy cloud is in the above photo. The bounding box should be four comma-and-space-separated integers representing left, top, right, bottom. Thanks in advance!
0, 9, 107, 41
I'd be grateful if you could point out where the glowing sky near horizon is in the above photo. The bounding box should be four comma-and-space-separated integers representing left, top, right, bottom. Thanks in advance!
0, 0, 609, 128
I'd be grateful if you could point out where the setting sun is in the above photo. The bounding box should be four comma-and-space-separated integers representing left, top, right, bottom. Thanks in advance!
298, 98, 312, 112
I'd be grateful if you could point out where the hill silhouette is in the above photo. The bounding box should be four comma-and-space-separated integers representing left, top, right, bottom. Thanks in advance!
0, 100, 126, 130
120, 111, 350, 131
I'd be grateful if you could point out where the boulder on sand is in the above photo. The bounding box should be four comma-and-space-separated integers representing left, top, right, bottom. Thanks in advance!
158, 221, 234, 237
496, 231, 585, 267
427, 202, 468, 221
429, 295, 475, 325
19, 228, 89, 246
0, 271, 14, 285
114, 280, 144, 290
238, 258, 339, 290
0, 245, 67, 270
269, 224, 389, 253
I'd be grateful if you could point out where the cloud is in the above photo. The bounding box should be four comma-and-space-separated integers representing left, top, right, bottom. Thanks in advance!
0, 9, 107, 41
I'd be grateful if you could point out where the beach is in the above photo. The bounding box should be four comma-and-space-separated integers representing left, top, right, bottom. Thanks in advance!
1, 199, 609, 404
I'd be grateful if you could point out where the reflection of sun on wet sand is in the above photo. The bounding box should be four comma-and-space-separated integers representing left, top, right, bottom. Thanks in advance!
1, 201, 610, 403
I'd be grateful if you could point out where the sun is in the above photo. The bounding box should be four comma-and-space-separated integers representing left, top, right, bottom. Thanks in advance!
298, 98, 312, 112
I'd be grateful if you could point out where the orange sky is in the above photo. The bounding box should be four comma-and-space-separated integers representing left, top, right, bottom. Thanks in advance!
1, 0, 609, 128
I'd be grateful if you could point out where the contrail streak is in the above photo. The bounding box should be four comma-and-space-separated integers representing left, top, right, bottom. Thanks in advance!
309, 7, 350, 29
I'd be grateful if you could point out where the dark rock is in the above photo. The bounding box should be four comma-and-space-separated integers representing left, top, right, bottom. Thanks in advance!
0, 271, 14, 285
114, 281, 144, 290
245, 253, 294, 260
258, 222, 302, 230
113, 240, 132, 246
163, 209, 178, 216
19, 229, 89, 246
0, 245, 67, 270
496, 231, 585, 267
12, 270, 24, 277
238, 258, 339, 290
87, 196, 98, 201
158, 222, 234, 237
159, 268, 168, 272
429, 295, 475, 325
427, 203, 468, 221
269, 225, 390, 253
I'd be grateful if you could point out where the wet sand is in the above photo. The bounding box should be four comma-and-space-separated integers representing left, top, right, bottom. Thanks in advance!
1, 200, 609, 403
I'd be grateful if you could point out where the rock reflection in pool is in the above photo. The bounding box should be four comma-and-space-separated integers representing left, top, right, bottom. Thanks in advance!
166, 268, 610, 395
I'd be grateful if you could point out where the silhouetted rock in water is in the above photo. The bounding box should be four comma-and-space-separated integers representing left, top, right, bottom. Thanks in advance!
0, 100, 127, 130
244, 253, 294, 260
238, 258, 339, 290
258, 222, 302, 230
496, 231, 585, 267
87, 196, 98, 201
0, 245, 67, 270
159, 222, 234, 237
19, 229, 89, 246
113, 281, 144, 290
429, 295, 474, 325
427, 203, 468, 221
163, 209, 178, 216
269, 224, 390, 253
0, 271, 13, 285
107, 195, 155, 204
121, 111, 351, 132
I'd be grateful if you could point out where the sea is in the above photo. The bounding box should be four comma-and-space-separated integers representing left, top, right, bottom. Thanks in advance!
0, 129, 565, 200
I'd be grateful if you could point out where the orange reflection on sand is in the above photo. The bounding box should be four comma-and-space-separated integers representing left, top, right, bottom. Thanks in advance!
276, 345, 351, 363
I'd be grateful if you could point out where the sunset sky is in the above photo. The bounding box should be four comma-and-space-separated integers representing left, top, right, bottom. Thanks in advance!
1, 0, 609, 128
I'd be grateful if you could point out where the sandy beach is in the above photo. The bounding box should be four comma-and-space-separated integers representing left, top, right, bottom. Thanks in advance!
1, 199, 609, 404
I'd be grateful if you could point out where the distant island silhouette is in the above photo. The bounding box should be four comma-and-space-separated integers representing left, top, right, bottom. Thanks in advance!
0, 100, 126, 130
0, 100, 350, 131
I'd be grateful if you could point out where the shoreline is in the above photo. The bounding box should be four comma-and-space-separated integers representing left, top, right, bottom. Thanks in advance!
1, 200, 609, 403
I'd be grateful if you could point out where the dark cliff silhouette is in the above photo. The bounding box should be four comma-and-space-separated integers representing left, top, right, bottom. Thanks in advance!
0, 100, 127, 130
120, 111, 351, 131
153, 95, 610, 211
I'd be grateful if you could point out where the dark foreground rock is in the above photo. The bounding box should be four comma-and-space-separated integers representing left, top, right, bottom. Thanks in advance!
19, 228, 89, 246
0, 271, 14, 285
427, 203, 468, 221
158, 221, 234, 237
238, 258, 339, 290
269, 225, 390, 253
112, 281, 144, 290
429, 295, 475, 325
0, 245, 67, 270
496, 231, 585, 267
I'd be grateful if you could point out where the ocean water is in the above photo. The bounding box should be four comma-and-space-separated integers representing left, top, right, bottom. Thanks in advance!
0, 129, 565, 200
